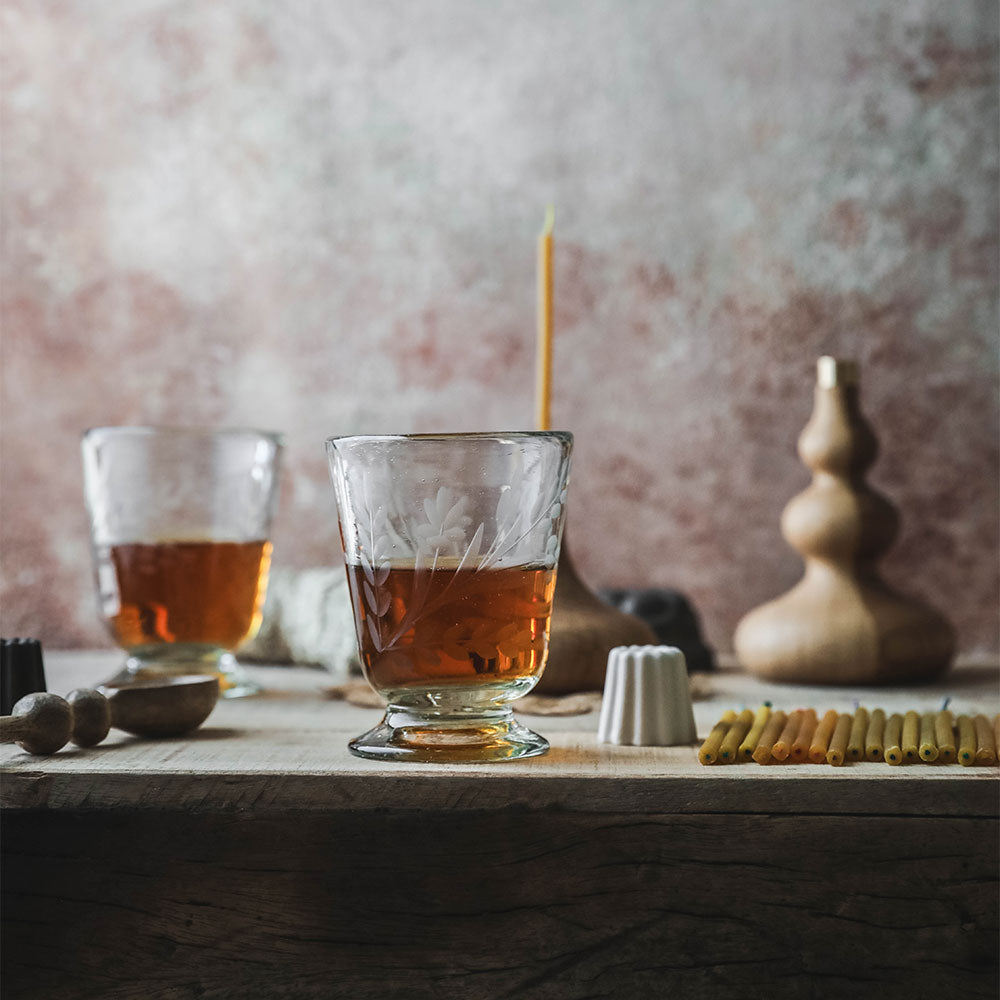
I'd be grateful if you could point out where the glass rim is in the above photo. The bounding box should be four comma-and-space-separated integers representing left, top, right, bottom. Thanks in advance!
82, 425, 285, 446
325, 430, 573, 448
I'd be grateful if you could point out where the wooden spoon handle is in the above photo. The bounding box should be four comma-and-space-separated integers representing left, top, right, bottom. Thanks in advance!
0, 715, 31, 743
0, 692, 73, 754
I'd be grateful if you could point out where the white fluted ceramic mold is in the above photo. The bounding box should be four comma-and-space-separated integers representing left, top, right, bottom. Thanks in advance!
598, 645, 697, 746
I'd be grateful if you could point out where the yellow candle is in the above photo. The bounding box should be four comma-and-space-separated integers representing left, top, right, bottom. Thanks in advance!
846, 707, 869, 761
957, 715, 976, 766
974, 714, 997, 765
738, 704, 771, 761
698, 710, 737, 765
772, 709, 803, 762
790, 708, 818, 762
719, 708, 754, 763
935, 710, 955, 764
535, 207, 555, 431
918, 712, 938, 762
826, 714, 853, 766
884, 713, 904, 765
865, 708, 886, 762
752, 710, 787, 764
901, 710, 920, 763
808, 710, 839, 764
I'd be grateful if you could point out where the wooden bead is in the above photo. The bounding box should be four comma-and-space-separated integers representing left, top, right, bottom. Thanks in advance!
4, 692, 73, 754
67, 688, 112, 747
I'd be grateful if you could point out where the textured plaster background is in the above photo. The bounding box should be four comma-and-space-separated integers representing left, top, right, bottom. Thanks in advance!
2, 0, 997, 656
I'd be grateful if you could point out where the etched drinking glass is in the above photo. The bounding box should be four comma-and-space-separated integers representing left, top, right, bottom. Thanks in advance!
326, 432, 573, 762
82, 427, 283, 698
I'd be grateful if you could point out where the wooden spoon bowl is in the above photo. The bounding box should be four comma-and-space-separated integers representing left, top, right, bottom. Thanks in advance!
98, 675, 220, 737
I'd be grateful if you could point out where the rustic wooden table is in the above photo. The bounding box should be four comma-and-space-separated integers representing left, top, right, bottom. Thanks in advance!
3, 651, 998, 1000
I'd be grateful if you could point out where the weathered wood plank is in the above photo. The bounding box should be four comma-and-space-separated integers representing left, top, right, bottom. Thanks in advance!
2, 653, 997, 817
3, 765, 998, 817
3, 654, 997, 997
3, 810, 997, 1000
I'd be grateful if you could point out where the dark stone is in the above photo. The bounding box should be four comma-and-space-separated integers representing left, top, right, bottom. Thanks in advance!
597, 589, 716, 672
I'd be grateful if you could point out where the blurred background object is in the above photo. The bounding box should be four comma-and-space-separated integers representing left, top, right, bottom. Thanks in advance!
733, 357, 956, 684
1, 638, 47, 715
600, 588, 715, 673
1, 0, 997, 663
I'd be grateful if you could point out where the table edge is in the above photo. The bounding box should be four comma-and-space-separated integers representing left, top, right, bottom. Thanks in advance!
3, 768, 997, 817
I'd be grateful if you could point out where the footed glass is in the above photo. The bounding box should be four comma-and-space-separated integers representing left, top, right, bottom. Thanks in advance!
82, 427, 282, 698
326, 432, 572, 762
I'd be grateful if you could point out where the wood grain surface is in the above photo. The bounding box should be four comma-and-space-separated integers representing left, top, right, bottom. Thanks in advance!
2, 652, 998, 998
4, 810, 997, 1000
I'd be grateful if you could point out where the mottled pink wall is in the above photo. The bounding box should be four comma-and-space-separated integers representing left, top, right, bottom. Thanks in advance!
2, 0, 997, 656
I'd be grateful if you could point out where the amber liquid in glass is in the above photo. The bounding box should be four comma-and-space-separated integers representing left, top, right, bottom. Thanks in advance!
346, 562, 556, 692
100, 539, 272, 652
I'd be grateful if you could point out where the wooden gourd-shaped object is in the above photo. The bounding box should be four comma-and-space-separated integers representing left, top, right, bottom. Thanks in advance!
734, 357, 955, 685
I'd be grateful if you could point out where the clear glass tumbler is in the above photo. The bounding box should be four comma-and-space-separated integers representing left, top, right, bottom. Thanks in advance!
326, 432, 573, 762
81, 426, 283, 698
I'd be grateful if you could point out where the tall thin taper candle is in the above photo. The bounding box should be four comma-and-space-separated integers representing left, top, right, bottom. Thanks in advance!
536, 206, 555, 431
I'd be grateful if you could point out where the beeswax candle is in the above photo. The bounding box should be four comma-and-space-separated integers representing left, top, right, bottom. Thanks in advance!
865, 708, 886, 762
846, 707, 868, 761
739, 704, 771, 761
934, 710, 955, 764
535, 207, 554, 431
918, 712, 938, 762
752, 710, 787, 764
790, 708, 818, 762
826, 714, 853, 766
719, 709, 754, 763
698, 710, 736, 765
772, 710, 802, 762
957, 715, 976, 766
973, 714, 997, 764
901, 710, 920, 762
884, 713, 904, 765
808, 710, 839, 764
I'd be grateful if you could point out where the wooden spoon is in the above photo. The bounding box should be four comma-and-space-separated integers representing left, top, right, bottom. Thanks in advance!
0, 675, 220, 754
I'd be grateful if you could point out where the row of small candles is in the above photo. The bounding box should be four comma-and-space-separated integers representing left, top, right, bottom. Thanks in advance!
698, 705, 1000, 766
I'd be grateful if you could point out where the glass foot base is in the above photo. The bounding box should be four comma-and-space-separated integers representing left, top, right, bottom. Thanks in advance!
349, 707, 549, 763
110, 650, 261, 699
214, 653, 261, 699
